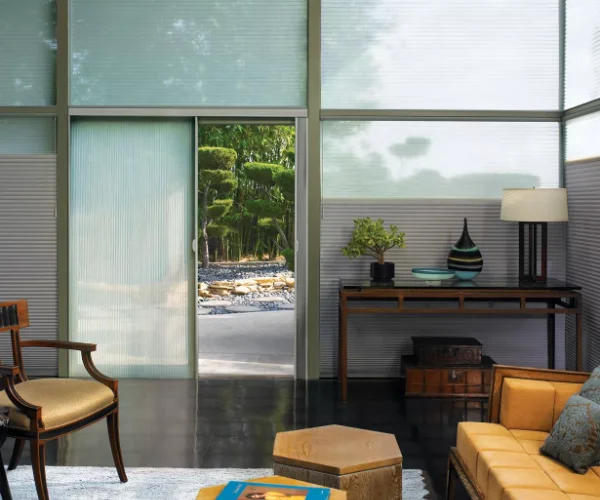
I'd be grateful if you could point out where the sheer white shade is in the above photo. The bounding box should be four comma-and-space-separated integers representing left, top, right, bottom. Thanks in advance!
501, 188, 568, 222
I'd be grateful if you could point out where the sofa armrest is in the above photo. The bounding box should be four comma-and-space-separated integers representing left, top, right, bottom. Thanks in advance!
488, 365, 590, 426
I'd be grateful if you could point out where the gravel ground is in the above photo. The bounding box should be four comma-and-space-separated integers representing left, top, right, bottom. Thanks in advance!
198, 262, 295, 315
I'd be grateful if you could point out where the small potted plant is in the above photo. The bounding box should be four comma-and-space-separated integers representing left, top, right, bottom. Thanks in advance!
341, 217, 406, 281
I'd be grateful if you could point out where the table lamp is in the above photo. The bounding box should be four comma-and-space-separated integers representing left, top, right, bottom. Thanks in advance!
500, 188, 568, 282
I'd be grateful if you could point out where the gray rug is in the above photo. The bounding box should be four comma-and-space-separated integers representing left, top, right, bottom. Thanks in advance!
6, 467, 437, 499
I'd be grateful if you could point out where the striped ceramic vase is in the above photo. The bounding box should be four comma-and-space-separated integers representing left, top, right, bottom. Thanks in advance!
448, 218, 483, 280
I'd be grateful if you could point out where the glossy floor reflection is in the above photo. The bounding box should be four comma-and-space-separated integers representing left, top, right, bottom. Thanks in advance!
1, 379, 486, 497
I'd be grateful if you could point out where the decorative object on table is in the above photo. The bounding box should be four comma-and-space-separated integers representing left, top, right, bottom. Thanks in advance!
401, 355, 494, 398
216, 480, 330, 500
540, 394, 600, 474
411, 337, 482, 366
500, 188, 568, 282
273, 425, 403, 500
341, 217, 405, 282
447, 218, 483, 280
411, 268, 455, 282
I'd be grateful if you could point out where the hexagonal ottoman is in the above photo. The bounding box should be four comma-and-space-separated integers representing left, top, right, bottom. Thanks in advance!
273, 425, 403, 500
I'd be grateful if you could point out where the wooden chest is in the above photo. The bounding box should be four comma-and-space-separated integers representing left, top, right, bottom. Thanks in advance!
411, 336, 482, 366
402, 355, 494, 398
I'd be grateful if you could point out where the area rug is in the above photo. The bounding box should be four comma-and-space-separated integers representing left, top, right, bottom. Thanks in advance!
6, 467, 437, 499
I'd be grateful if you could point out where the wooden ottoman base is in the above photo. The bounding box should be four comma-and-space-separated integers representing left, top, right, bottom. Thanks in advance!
274, 462, 402, 500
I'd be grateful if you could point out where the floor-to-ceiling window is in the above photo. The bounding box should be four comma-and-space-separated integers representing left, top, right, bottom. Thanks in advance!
319, 0, 564, 376
564, 0, 600, 371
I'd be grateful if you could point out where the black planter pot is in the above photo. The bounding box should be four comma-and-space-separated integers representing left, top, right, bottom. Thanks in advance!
370, 262, 395, 281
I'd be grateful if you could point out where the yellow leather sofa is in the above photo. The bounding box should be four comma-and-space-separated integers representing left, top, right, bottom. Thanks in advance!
447, 365, 599, 500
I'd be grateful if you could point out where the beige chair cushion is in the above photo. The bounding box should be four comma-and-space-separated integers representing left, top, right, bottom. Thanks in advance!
0, 378, 115, 430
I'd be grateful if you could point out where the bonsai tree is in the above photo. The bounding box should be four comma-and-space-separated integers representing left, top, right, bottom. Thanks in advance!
341, 217, 405, 264
244, 162, 295, 267
198, 147, 238, 268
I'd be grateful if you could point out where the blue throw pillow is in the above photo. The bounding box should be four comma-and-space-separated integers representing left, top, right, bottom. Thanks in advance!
580, 366, 600, 404
540, 394, 600, 474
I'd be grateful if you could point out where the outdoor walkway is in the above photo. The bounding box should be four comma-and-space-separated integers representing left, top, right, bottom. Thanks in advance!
197, 310, 295, 377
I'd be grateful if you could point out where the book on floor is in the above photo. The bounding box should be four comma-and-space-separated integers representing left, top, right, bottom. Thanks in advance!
216, 480, 330, 500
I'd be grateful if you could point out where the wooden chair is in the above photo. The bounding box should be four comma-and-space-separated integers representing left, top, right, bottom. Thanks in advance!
0, 299, 127, 499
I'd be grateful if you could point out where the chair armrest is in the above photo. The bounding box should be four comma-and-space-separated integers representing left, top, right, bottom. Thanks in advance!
80, 352, 118, 397
0, 365, 43, 429
20, 340, 97, 352
488, 365, 590, 423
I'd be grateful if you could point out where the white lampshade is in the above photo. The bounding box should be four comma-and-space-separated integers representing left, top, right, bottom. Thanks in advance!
501, 188, 568, 222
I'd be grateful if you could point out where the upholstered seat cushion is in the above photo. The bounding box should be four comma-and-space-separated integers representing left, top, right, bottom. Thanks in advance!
0, 378, 115, 430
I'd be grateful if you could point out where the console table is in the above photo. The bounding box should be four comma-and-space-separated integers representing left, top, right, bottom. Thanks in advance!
338, 278, 582, 402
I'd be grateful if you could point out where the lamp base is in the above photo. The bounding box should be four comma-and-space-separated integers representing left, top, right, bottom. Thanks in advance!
519, 222, 547, 282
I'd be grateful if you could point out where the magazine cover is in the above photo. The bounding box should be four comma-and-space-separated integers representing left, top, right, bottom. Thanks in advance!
216, 480, 330, 500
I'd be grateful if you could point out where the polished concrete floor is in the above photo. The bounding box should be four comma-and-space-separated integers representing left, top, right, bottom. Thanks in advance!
2, 378, 486, 498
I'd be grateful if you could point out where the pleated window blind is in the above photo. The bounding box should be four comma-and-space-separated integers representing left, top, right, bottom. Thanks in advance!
566, 111, 600, 162
0, 0, 56, 106
565, 0, 600, 109
322, 0, 559, 110
322, 121, 560, 199
69, 119, 194, 378
70, 0, 307, 107
0, 117, 57, 376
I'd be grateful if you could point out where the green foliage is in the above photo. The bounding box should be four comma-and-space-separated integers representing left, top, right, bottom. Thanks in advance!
207, 224, 232, 238
244, 163, 285, 186
274, 169, 295, 200
202, 169, 236, 186
281, 248, 295, 272
341, 217, 406, 265
198, 147, 237, 171
246, 200, 285, 219
207, 199, 233, 220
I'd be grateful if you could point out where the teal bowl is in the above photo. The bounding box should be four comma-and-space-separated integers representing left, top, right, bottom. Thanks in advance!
412, 268, 456, 281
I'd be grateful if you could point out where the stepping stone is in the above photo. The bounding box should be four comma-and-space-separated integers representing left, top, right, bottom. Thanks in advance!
254, 296, 286, 303
197, 307, 211, 315
278, 303, 295, 310
200, 300, 232, 308
225, 305, 261, 313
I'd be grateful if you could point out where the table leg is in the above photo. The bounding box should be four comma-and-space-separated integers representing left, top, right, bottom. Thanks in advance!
339, 296, 348, 403
547, 302, 555, 369
0, 434, 13, 500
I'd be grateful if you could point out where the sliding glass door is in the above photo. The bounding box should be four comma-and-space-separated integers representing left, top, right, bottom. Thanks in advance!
69, 118, 195, 378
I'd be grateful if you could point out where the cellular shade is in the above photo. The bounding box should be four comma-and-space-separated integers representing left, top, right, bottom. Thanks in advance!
69, 118, 194, 378
0, 117, 55, 154
0, 0, 56, 105
565, 0, 600, 109
70, 0, 307, 106
566, 111, 600, 162
501, 188, 569, 222
321, 121, 560, 199
322, 0, 559, 110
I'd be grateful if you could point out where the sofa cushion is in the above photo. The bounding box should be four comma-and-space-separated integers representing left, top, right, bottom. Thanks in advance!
567, 495, 600, 500
580, 366, 600, 405
510, 429, 550, 441
541, 395, 600, 474
545, 469, 600, 495
502, 490, 568, 500
488, 468, 560, 500
477, 451, 539, 494
500, 379, 555, 431
552, 382, 586, 424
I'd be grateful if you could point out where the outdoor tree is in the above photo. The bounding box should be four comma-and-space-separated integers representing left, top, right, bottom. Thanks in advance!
244, 162, 295, 266
198, 147, 238, 268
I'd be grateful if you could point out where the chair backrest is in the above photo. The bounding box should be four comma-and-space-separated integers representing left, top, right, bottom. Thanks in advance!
0, 299, 30, 381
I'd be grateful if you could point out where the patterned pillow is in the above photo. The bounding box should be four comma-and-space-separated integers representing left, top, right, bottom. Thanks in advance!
580, 366, 600, 404
540, 394, 600, 474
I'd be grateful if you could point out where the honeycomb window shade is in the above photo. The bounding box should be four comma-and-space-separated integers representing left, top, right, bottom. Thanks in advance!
322, 0, 559, 110
70, 0, 307, 107
69, 118, 194, 378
